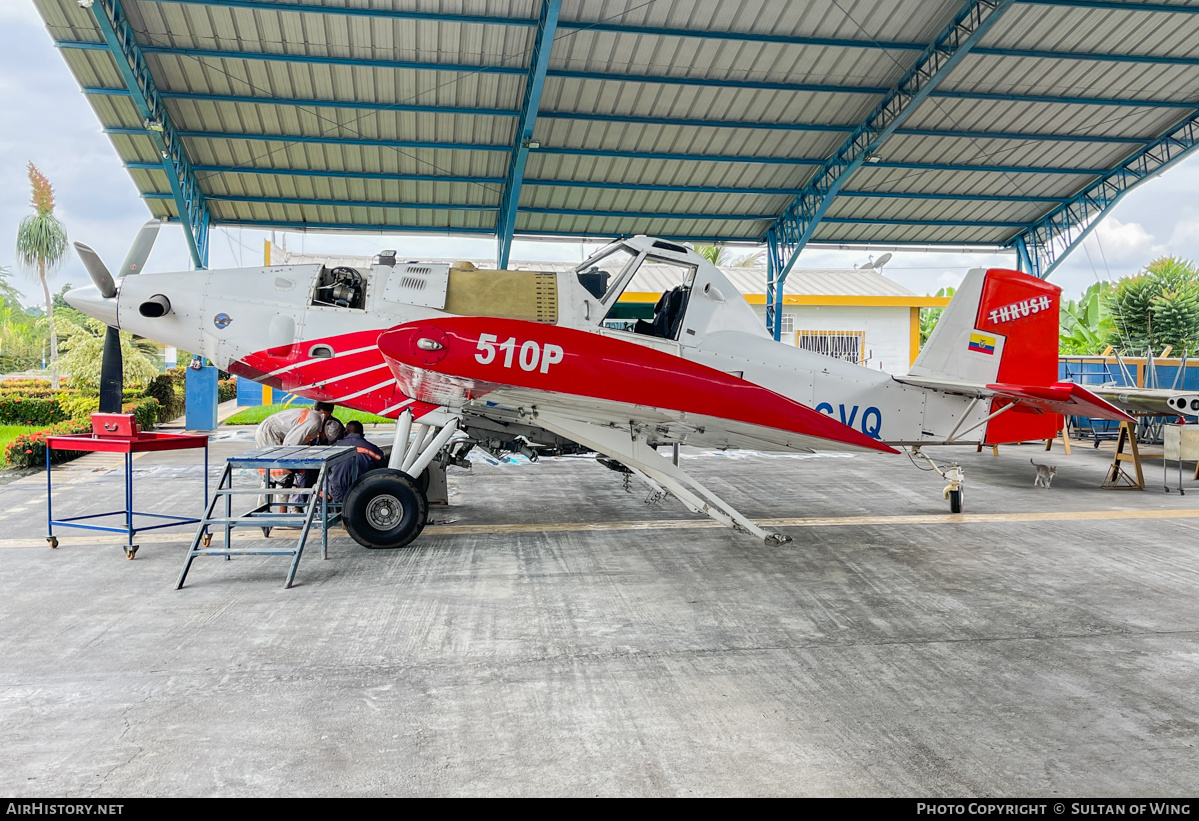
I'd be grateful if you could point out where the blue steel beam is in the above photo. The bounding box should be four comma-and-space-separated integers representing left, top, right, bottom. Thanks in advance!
200, 217, 1011, 249
123, 0, 1199, 42
1010, 109, 1199, 279
105, 126, 1110, 173
84, 1, 209, 268
57, 41, 887, 95
61, 39, 1199, 81
153, 189, 1031, 227
932, 90, 1196, 109
763, 0, 1016, 340
122, 0, 928, 49
63, 39, 1199, 105
121, 161, 1076, 201
496, 0, 560, 269
1020, 0, 1199, 12
81, 85, 1153, 144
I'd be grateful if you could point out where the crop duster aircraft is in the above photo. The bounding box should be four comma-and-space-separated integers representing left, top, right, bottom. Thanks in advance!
67, 227, 1154, 549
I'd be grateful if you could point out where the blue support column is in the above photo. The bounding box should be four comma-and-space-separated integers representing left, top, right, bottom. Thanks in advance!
766, 229, 782, 341
88, 0, 209, 269
496, 0, 561, 269
185, 362, 219, 431
1010, 111, 1199, 279
763, 0, 1016, 300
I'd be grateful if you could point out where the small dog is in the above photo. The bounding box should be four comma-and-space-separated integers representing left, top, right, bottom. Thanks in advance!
1031, 459, 1057, 488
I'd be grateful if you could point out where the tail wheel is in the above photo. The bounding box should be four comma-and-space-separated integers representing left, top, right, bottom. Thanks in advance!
343, 469, 428, 549
949, 488, 964, 514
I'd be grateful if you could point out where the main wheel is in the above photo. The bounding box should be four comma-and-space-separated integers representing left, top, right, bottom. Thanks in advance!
343, 469, 428, 549
948, 488, 964, 514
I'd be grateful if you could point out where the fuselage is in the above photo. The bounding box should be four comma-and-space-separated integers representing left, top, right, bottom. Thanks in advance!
66, 237, 991, 449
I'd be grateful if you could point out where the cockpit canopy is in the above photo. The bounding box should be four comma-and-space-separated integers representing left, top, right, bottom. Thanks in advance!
571, 236, 767, 344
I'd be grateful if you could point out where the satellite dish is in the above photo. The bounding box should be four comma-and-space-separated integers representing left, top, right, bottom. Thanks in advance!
873, 252, 893, 269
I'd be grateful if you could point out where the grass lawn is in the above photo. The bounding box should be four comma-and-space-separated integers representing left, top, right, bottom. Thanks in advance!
223, 404, 393, 426
0, 425, 37, 461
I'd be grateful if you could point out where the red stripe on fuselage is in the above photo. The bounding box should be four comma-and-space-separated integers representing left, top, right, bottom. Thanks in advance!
232, 329, 413, 418
378, 317, 897, 453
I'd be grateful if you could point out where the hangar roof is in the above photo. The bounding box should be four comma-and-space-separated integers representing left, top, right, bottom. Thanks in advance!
34, 0, 1199, 275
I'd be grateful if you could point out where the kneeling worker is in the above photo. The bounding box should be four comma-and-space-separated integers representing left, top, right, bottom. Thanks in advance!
328, 420, 384, 503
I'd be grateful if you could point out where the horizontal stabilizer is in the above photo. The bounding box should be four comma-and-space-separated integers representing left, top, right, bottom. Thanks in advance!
986, 381, 1135, 423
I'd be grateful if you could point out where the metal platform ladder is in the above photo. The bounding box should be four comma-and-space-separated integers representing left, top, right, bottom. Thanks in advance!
176, 445, 355, 589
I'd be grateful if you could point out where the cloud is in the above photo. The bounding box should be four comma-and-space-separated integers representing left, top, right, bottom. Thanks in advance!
1083, 217, 1155, 267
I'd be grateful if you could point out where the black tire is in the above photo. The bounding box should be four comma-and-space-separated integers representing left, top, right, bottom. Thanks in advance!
949, 488, 963, 514
343, 469, 428, 549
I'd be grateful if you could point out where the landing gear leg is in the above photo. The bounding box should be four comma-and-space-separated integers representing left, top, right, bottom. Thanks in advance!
344, 410, 461, 549
535, 411, 791, 546
913, 448, 966, 514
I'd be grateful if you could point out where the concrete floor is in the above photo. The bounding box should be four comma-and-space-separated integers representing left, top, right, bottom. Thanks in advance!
1, 433, 1198, 796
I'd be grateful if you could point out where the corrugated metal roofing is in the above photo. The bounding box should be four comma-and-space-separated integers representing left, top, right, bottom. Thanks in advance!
32, 0, 1199, 253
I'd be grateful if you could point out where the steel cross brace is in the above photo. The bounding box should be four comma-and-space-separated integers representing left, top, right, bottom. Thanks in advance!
87, 0, 210, 269
1010, 112, 1199, 279
763, 0, 1017, 339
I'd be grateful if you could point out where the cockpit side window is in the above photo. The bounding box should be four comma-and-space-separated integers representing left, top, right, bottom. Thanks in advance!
602, 256, 696, 340
311, 266, 368, 310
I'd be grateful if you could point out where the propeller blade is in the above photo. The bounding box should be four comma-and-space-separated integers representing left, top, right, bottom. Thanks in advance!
74, 242, 117, 300
98, 326, 124, 414
119, 220, 161, 277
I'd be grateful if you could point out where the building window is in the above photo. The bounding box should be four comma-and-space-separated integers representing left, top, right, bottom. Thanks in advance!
780, 313, 795, 334
796, 330, 865, 365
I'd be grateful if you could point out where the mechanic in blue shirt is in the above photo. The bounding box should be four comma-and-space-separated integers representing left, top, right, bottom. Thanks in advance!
328, 420, 385, 503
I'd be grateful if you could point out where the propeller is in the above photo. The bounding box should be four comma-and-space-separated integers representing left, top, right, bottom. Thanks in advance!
70, 220, 162, 414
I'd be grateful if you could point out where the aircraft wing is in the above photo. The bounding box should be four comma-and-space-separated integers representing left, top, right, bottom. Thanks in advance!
1087, 386, 1199, 417
896, 375, 1135, 422
379, 317, 898, 455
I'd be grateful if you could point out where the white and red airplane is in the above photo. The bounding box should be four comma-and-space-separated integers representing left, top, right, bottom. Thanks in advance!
67, 226, 1144, 549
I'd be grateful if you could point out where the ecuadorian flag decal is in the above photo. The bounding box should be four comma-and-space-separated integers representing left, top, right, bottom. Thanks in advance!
968, 333, 996, 355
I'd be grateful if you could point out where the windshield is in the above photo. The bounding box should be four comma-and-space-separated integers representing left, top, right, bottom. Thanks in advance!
572, 245, 640, 303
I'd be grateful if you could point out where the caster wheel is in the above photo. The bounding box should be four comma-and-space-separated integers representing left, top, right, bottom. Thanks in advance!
47, 536, 59, 549
948, 489, 964, 514
123, 545, 139, 560
202, 533, 213, 547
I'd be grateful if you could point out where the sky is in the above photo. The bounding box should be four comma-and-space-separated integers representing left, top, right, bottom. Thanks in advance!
4, 1, 1199, 309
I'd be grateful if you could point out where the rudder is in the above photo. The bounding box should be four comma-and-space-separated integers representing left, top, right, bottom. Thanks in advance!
910, 268, 1063, 444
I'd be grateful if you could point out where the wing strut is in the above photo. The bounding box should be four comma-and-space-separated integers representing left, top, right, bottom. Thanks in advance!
535, 410, 792, 547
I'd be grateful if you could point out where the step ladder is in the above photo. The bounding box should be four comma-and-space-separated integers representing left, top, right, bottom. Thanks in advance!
177, 445, 356, 589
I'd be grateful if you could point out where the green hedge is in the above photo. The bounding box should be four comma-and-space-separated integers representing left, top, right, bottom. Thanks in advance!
218, 378, 237, 403
1, 397, 160, 468
0, 395, 70, 426
4, 419, 92, 468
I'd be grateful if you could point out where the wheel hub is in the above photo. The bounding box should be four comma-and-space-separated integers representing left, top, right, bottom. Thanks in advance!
365, 494, 404, 529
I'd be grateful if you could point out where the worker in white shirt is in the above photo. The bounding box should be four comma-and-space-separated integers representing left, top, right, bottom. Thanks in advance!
254, 402, 336, 448
255, 402, 336, 511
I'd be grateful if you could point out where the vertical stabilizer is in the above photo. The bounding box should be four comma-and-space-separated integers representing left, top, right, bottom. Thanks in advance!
910, 267, 1060, 386
909, 267, 1063, 443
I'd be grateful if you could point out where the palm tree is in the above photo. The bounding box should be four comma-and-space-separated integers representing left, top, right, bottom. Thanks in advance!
694, 244, 766, 268
15, 164, 69, 388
